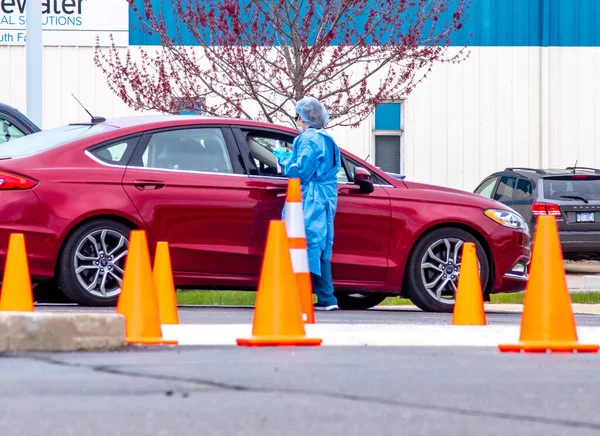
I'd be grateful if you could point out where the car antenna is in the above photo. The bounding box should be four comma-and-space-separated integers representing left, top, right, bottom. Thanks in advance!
71, 94, 106, 124
572, 160, 578, 173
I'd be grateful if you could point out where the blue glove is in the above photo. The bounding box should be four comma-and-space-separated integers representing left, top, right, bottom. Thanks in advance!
273, 148, 291, 161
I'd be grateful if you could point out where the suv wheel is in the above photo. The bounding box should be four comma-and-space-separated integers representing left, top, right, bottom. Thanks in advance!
404, 227, 489, 313
58, 219, 131, 306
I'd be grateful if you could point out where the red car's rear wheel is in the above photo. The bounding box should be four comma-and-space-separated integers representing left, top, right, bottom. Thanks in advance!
58, 219, 131, 306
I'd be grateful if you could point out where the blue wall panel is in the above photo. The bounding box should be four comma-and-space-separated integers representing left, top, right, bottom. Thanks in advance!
129, 0, 600, 47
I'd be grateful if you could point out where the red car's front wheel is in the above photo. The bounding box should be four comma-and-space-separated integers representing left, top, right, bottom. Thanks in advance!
404, 227, 490, 313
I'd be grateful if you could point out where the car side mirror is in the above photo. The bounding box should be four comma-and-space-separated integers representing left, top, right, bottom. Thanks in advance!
353, 167, 375, 194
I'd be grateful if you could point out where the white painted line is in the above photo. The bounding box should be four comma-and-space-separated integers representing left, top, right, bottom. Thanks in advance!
160, 324, 600, 347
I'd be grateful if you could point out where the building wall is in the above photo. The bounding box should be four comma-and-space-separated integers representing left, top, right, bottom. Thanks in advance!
1, 0, 599, 192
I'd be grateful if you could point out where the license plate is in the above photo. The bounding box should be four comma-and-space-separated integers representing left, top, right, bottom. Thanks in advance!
576, 212, 595, 223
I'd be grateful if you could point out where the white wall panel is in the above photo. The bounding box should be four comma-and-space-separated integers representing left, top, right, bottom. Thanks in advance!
1, 46, 599, 192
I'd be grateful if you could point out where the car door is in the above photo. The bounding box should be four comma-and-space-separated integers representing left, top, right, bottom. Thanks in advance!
231, 126, 392, 284
122, 125, 260, 282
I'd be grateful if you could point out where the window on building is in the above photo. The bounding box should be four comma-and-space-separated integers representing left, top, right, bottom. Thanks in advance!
373, 102, 402, 174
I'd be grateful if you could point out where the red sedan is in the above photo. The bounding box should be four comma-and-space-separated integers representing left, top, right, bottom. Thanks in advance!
0, 115, 530, 311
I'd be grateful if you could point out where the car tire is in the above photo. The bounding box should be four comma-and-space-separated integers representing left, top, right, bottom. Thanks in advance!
404, 227, 489, 313
58, 219, 132, 306
335, 292, 387, 310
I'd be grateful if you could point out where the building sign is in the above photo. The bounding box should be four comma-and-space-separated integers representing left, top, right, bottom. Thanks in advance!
0, 0, 129, 46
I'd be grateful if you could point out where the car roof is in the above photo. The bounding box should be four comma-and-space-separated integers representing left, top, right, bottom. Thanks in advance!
74, 115, 300, 135
495, 167, 600, 179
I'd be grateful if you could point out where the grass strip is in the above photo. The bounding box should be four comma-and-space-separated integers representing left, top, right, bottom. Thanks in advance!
176, 290, 600, 306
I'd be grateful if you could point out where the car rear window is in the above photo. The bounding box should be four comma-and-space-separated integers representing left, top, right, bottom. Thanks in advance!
0, 124, 117, 158
543, 177, 600, 201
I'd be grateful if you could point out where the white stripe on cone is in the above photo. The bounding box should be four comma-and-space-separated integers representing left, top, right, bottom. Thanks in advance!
290, 248, 310, 273
284, 202, 305, 238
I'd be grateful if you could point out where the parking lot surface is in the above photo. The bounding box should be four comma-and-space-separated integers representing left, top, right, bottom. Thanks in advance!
3, 344, 600, 436
4, 305, 594, 435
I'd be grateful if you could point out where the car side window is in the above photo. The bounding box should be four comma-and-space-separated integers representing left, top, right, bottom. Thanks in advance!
141, 128, 233, 174
241, 129, 373, 185
475, 176, 498, 198
494, 176, 518, 201
89, 140, 135, 165
245, 134, 293, 177
0, 117, 26, 144
513, 177, 533, 201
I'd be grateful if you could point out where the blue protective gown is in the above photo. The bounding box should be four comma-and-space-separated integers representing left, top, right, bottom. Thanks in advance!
274, 128, 341, 276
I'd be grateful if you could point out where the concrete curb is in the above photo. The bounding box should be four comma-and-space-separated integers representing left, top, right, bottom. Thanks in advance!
0, 312, 126, 352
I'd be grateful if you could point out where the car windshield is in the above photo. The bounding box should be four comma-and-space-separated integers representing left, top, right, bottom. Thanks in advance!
543, 178, 600, 201
0, 123, 116, 158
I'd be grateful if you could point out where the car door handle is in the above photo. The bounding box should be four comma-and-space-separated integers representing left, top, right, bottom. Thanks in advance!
133, 180, 165, 191
264, 186, 286, 192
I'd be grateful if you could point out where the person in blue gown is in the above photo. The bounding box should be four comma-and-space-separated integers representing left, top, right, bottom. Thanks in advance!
273, 96, 342, 311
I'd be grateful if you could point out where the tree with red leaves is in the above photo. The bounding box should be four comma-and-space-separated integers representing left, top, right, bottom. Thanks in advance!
94, 0, 472, 128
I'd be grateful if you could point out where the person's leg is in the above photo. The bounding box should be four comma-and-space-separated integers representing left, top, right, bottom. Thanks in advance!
311, 256, 338, 310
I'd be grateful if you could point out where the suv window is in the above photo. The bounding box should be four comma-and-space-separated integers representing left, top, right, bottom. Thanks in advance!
0, 117, 26, 144
475, 176, 499, 198
543, 177, 600, 201
513, 177, 533, 201
141, 128, 233, 174
494, 176, 518, 201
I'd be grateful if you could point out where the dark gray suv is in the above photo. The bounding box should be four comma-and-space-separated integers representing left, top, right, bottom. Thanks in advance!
474, 166, 600, 260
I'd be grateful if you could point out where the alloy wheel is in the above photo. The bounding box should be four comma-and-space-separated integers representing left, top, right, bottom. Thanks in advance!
419, 237, 480, 305
73, 229, 129, 298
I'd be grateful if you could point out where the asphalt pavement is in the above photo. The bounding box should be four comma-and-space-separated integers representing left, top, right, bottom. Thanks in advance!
3, 345, 600, 435
3, 305, 598, 435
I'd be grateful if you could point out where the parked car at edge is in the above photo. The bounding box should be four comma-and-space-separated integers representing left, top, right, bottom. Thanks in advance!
474, 167, 600, 260
0, 115, 531, 312
0, 102, 40, 144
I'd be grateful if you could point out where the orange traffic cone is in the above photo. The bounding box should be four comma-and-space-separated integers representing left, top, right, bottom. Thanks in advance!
0, 233, 34, 311
153, 241, 179, 325
452, 242, 486, 325
498, 215, 598, 353
116, 230, 177, 345
283, 178, 314, 324
236, 220, 322, 346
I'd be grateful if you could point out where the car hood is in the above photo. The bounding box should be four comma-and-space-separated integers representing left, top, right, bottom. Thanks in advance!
401, 180, 516, 212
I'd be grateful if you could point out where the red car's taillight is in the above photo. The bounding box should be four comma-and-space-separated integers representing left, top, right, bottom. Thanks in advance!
0, 171, 37, 190
532, 202, 561, 217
